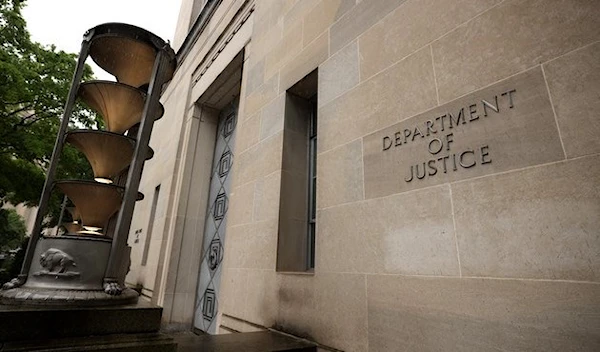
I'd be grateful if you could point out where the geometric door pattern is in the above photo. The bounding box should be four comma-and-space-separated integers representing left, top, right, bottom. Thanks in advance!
193, 98, 238, 333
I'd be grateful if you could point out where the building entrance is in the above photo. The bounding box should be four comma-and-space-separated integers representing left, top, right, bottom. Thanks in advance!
193, 97, 238, 333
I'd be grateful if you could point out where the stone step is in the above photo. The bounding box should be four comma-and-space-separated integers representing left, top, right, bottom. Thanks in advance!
0, 301, 162, 342
172, 331, 317, 352
0, 332, 176, 351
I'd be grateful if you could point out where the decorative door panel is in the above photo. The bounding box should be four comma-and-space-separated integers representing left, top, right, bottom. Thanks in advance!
193, 98, 238, 333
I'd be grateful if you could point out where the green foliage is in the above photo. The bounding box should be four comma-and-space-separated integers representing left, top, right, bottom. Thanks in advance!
0, 0, 98, 226
0, 235, 29, 284
0, 208, 26, 251
0, 208, 27, 284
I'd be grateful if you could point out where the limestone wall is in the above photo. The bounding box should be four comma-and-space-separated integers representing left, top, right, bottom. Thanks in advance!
127, 0, 600, 350
219, 0, 600, 351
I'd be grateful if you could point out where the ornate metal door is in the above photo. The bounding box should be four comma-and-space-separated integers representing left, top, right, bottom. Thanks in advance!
194, 98, 238, 333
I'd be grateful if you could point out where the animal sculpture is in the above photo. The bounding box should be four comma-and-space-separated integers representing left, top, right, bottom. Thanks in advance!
39, 248, 77, 273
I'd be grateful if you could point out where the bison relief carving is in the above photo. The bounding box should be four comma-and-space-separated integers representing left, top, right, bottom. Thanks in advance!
35, 248, 80, 278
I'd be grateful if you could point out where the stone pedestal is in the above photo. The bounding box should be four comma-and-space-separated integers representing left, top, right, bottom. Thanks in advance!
0, 301, 176, 351
0, 236, 137, 306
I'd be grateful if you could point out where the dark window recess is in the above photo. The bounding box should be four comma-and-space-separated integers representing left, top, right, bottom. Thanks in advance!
277, 69, 318, 272
142, 185, 160, 266
307, 97, 317, 269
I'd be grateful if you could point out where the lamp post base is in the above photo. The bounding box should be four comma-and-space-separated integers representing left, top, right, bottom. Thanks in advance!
0, 236, 135, 306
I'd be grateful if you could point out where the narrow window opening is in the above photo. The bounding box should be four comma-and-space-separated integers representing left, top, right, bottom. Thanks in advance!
307, 96, 317, 269
142, 184, 160, 266
276, 69, 318, 272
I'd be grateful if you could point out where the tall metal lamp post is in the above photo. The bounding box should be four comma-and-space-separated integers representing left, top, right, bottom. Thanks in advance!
0, 23, 175, 305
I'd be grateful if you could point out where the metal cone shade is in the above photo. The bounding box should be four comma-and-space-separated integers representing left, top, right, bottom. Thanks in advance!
63, 222, 83, 234
78, 81, 164, 134
55, 181, 123, 231
66, 131, 136, 182
89, 36, 174, 88
66, 207, 81, 221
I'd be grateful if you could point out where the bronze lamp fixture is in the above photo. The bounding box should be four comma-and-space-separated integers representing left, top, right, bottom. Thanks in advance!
56, 181, 124, 234
63, 222, 83, 234
66, 130, 154, 184
66, 206, 81, 221
89, 35, 175, 88
0, 22, 176, 305
62, 206, 82, 234
56, 180, 144, 235
78, 81, 164, 134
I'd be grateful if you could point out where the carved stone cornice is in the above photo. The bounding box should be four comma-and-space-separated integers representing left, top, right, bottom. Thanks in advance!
190, 0, 255, 86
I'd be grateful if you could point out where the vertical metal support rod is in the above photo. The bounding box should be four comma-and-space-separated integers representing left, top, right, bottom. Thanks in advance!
104, 48, 171, 282
54, 194, 68, 236
19, 34, 93, 279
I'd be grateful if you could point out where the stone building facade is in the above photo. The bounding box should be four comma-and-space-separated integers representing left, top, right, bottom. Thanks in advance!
125, 0, 600, 350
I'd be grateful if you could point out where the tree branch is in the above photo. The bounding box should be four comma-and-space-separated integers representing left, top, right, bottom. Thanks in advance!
3, 104, 34, 118
20, 115, 44, 127
4, 101, 29, 106
0, 111, 42, 141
